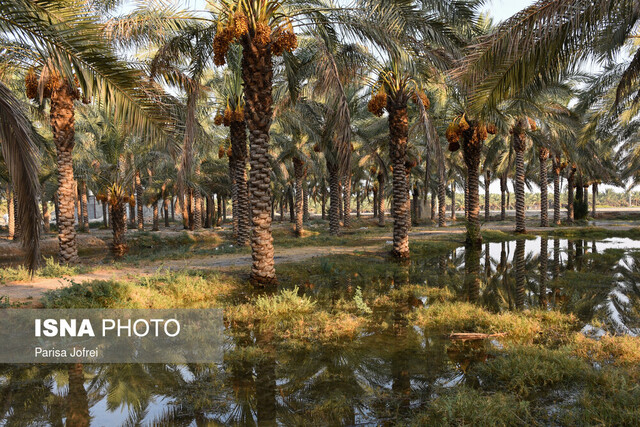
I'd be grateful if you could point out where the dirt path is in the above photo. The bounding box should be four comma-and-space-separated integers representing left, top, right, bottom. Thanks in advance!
2, 223, 638, 302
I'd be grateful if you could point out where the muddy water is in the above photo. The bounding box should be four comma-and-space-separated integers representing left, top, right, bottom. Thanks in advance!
1, 237, 638, 425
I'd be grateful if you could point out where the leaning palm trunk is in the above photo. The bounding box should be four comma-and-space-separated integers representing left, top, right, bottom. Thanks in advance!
513, 128, 526, 233
231, 120, 250, 245
241, 38, 276, 286
293, 156, 305, 237
135, 171, 144, 231
539, 147, 549, 226
343, 172, 352, 228
377, 172, 385, 227
552, 156, 562, 225
388, 101, 410, 258
328, 162, 341, 235
52, 81, 79, 264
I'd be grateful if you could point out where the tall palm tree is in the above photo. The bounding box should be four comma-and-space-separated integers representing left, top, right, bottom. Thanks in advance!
3, 0, 173, 265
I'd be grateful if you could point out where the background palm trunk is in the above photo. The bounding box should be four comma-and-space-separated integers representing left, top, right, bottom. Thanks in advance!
343, 173, 352, 228
438, 180, 446, 227
80, 180, 89, 232
321, 184, 326, 219
42, 199, 50, 233
164, 197, 170, 227
500, 174, 507, 220
553, 156, 561, 225
303, 186, 309, 221
328, 162, 341, 235
377, 172, 385, 227
567, 167, 575, 223
484, 170, 490, 221
7, 186, 14, 239
372, 188, 378, 218
110, 200, 127, 256
241, 37, 276, 286
451, 182, 455, 220
592, 183, 597, 217
513, 130, 526, 233
389, 102, 410, 258
152, 201, 159, 231
293, 156, 305, 237
192, 164, 202, 230
539, 147, 549, 226
52, 81, 79, 264
102, 202, 108, 228
356, 189, 361, 218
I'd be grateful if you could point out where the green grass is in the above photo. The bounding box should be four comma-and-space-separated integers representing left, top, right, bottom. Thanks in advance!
0, 257, 92, 284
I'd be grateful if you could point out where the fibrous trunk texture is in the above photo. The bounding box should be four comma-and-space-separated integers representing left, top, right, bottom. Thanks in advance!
328, 162, 340, 235
303, 186, 309, 221
293, 156, 305, 237
500, 174, 507, 221
42, 199, 50, 233
152, 200, 159, 231
553, 156, 562, 225
135, 171, 143, 231
438, 180, 446, 227
241, 36, 276, 286
51, 81, 79, 263
484, 170, 490, 221
110, 199, 127, 257
513, 129, 526, 233
592, 183, 597, 217
377, 172, 385, 227
567, 167, 575, 223
164, 197, 170, 227
451, 182, 456, 220
102, 201, 108, 228
539, 147, 549, 227
388, 100, 410, 258
343, 173, 352, 228
7, 186, 14, 239
192, 164, 202, 230
80, 180, 89, 232
356, 189, 361, 218
461, 124, 483, 246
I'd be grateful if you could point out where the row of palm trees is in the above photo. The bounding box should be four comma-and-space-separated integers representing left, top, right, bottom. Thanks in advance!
2, 0, 640, 286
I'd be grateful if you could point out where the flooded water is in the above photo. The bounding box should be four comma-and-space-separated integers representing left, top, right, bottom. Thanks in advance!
2, 237, 639, 425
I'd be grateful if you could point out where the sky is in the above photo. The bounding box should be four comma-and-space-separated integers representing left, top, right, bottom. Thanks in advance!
483, 0, 535, 22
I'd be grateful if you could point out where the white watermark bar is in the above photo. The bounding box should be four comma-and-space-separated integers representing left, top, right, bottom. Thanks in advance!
0, 309, 223, 363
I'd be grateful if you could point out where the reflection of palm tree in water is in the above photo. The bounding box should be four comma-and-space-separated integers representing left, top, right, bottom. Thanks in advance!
391, 260, 412, 417
66, 363, 90, 427
539, 238, 548, 307
464, 245, 481, 303
515, 239, 526, 309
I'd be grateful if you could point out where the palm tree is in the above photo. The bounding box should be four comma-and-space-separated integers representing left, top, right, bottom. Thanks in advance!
3, 1, 173, 266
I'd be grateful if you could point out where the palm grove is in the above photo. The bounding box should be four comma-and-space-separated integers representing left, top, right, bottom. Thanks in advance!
1, 0, 639, 286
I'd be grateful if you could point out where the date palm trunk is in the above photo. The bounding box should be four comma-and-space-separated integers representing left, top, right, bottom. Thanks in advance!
356, 189, 361, 218
293, 156, 305, 237
592, 183, 597, 217
303, 185, 309, 221
192, 164, 202, 230
80, 180, 89, 232
164, 196, 170, 228
513, 127, 526, 233
110, 199, 127, 256
152, 200, 159, 231
7, 186, 14, 239
567, 167, 575, 223
372, 188, 378, 218
539, 147, 549, 227
343, 172, 352, 228
52, 81, 79, 263
451, 182, 455, 220
377, 172, 385, 227
438, 180, 446, 227
42, 199, 50, 233
500, 174, 507, 221
553, 156, 562, 225
388, 100, 410, 258
241, 37, 276, 286
462, 124, 483, 246
135, 171, 143, 231
328, 161, 340, 235
484, 170, 490, 221
321, 184, 326, 220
